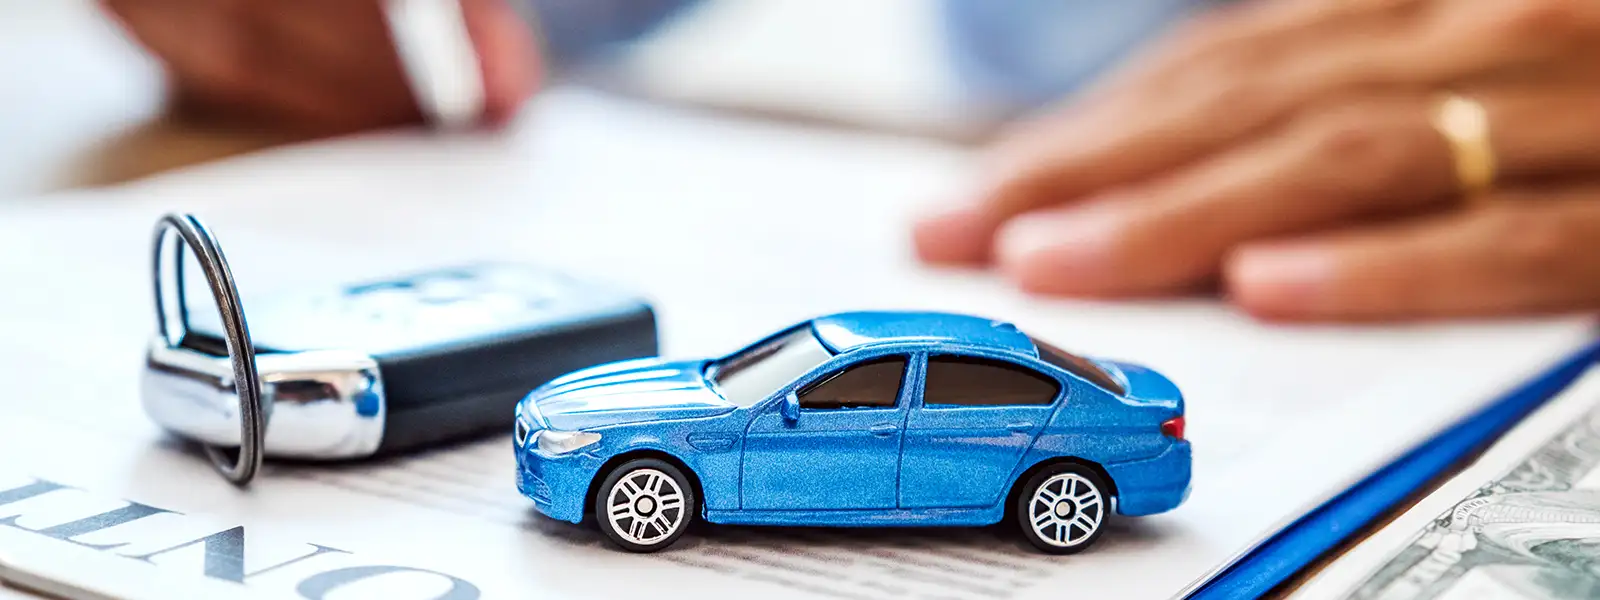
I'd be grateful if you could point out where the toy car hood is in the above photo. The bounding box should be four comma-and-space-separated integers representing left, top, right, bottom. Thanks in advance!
524, 358, 735, 430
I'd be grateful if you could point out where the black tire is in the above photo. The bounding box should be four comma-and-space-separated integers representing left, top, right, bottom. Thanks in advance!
593, 458, 696, 553
1014, 464, 1110, 555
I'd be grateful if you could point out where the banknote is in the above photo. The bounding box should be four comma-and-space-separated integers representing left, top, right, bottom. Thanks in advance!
1294, 368, 1600, 600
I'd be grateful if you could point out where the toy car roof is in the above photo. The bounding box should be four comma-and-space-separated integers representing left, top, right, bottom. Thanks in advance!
810, 311, 1038, 356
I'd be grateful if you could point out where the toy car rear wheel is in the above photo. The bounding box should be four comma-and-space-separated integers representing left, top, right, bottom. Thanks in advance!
1016, 464, 1109, 554
594, 458, 696, 553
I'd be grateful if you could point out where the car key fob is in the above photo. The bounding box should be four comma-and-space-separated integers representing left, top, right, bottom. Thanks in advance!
142, 263, 658, 461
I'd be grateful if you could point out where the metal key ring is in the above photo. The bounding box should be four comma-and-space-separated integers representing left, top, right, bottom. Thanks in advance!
151, 213, 268, 486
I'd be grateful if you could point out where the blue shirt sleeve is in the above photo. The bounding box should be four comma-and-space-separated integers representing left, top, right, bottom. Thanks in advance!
940, 0, 1217, 115
523, 0, 702, 68
519, 0, 1215, 115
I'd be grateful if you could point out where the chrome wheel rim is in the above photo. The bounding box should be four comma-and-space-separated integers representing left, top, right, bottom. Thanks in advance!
606, 468, 686, 546
1029, 473, 1103, 548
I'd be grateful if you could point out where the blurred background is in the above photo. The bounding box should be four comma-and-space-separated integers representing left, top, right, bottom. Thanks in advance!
0, 0, 1186, 196
3, 0, 1597, 321
0, 1, 939, 196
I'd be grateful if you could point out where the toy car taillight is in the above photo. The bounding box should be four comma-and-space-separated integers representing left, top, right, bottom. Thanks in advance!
1161, 416, 1185, 440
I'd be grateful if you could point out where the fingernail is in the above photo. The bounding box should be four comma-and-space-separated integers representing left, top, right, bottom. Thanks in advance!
1228, 247, 1336, 316
912, 203, 999, 265
995, 202, 1126, 294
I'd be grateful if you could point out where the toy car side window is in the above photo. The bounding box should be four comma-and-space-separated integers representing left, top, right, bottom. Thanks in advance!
796, 356, 907, 410
923, 355, 1060, 407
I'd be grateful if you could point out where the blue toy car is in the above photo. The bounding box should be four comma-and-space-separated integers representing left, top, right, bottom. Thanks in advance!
514, 311, 1190, 554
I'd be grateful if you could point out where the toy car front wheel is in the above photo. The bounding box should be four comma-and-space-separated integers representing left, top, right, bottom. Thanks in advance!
1016, 464, 1109, 554
594, 458, 696, 553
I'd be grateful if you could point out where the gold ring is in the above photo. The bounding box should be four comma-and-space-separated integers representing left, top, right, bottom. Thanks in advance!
1430, 93, 1496, 200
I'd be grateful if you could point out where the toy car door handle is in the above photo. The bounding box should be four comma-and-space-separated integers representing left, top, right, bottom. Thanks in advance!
1006, 421, 1034, 432
869, 423, 898, 436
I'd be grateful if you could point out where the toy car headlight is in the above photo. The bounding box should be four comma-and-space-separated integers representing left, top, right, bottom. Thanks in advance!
534, 429, 601, 456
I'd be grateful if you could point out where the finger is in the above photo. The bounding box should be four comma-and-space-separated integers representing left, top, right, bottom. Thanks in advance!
1009, 0, 1600, 213
992, 82, 1600, 298
235, 0, 421, 131
252, 0, 538, 128
914, 0, 1401, 266
105, 0, 338, 127
100, 0, 249, 91
992, 95, 1454, 297
1409, 0, 1600, 78
912, 201, 1009, 265
460, 0, 542, 125
928, 77, 1600, 278
915, 5, 1411, 265
1227, 189, 1600, 321
916, 0, 1600, 266
984, 4, 1427, 210
1488, 84, 1600, 177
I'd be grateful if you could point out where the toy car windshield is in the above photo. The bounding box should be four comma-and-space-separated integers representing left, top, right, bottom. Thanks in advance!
706, 325, 833, 407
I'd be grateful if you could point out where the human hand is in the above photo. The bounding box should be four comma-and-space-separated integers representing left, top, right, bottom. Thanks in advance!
914, 0, 1600, 321
100, 0, 540, 135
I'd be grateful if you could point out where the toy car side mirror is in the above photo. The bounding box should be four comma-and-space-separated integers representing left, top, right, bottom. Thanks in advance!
780, 392, 801, 424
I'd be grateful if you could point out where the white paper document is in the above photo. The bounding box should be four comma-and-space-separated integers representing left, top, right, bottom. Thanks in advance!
0, 522, 281, 600
0, 90, 1593, 599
